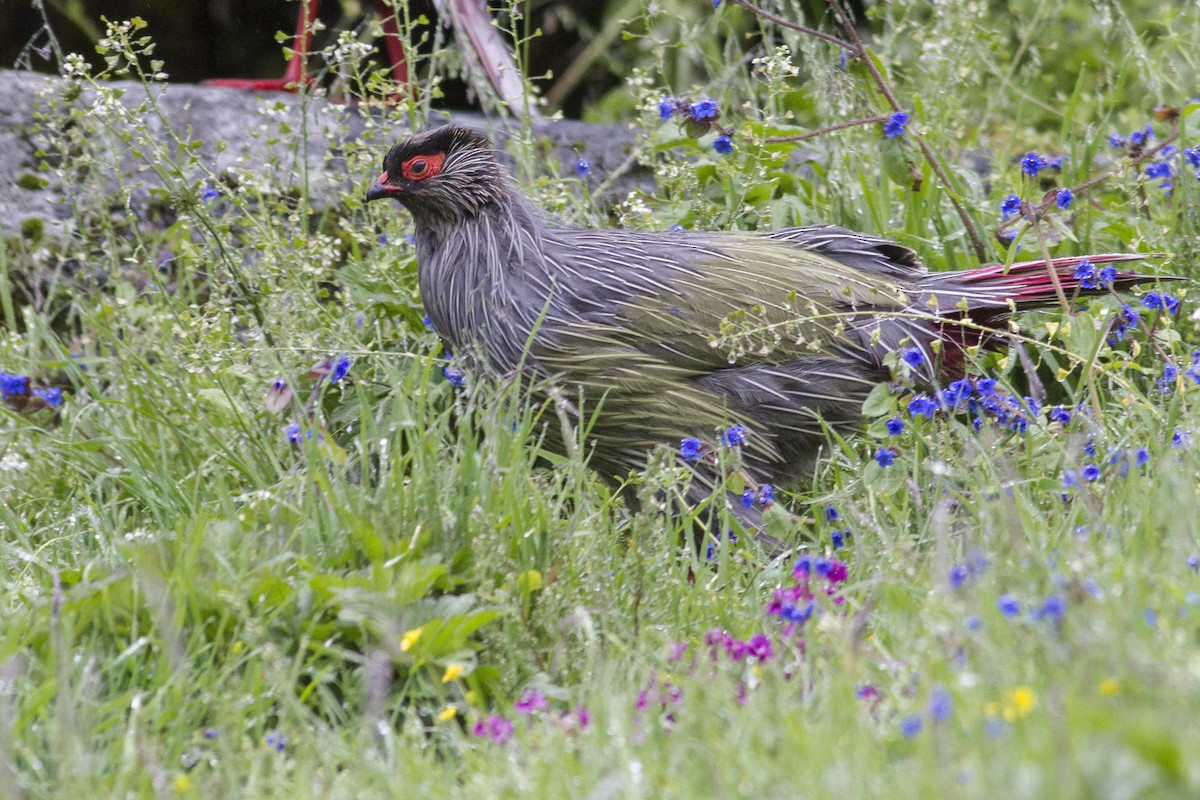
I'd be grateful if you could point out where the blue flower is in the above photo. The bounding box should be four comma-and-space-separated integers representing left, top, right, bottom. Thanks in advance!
1074, 259, 1097, 289
781, 600, 814, 623
0, 372, 29, 398
200, 186, 219, 204
1187, 555, 1198, 572
740, 490, 754, 509
1144, 607, 1158, 627
1142, 292, 1180, 314
901, 347, 925, 368
1109, 304, 1140, 343
1048, 156, 1063, 171
1021, 151, 1048, 177
1049, 405, 1071, 425
575, 159, 591, 176
1000, 194, 1022, 219
712, 134, 733, 154
658, 97, 675, 120
1108, 132, 1126, 148
1082, 464, 1101, 482
966, 616, 982, 631
264, 731, 287, 752
1173, 429, 1189, 448
1135, 447, 1150, 466
285, 423, 303, 444
873, 447, 895, 467
825, 505, 839, 521
1035, 594, 1067, 624
721, 424, 747, 447
907, 394, 938, 419
975, 377, 997, 396
1097, 265, 1116, 288
997, 594, 1020, 617
929, 688, 952, 722
689, 98, 719, 121
378, 232, 389, 245
680, 437, 702, 461
34, 387, 63, 408
941, 379, 972, 409
948, 564, 969, 589
1056, 188, 1074, 210
329, 354, 352, 383
443, 365, 465, 388
1145, 161, 1172, 181
1159, 363, 1178, 393
885, 417, 905, 435
759, 484, 775, 504
899, 714, 923, 739
831, 530, 845, 549
1185, 148, 1200, 169
884, 111, 909, 139
422, 314, 434, 331
1128, 124, 1153, 146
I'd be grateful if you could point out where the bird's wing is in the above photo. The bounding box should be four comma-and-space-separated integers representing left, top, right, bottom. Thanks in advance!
539, 226, 917, 373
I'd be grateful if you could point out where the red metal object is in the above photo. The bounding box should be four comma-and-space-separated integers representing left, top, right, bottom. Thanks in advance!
205, 0, 409, 93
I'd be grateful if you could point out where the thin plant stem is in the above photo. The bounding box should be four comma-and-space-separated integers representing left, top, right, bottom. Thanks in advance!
762, 115, 889, 142
726, 0, 855, 50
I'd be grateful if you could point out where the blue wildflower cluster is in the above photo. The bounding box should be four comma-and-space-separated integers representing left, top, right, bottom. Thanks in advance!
1109, 124, 1154, 150
999, 193, 1022, 220
329, 354, 352, 384
658, 95, 733, 153
721, 423, 747, 446
905, 378, 1040, 433
1108, 304, 1140, 344
1, 371, 64, 409
1021, 151, 1049, 177
1073, 259, 1117, 290
739, 484, 774, 508
689, 98, 719, 121
884, 111, 909, 139
1055, 188, 1074, 210
443, 363, 465, 388
1142, 291, 1181, 315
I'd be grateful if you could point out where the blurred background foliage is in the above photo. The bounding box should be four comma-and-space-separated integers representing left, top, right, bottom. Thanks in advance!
4, 0, 1185, 124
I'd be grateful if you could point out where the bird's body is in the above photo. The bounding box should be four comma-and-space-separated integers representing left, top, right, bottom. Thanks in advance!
366, 125, 1165, 524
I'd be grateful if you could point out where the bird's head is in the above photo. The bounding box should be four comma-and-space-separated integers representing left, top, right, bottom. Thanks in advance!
364, 125, 507, 223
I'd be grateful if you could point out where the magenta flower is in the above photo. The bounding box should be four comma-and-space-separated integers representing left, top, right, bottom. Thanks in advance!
514, 689, 548, 715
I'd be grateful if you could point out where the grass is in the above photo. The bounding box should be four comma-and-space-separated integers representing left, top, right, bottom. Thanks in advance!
3, 1, 1200, 797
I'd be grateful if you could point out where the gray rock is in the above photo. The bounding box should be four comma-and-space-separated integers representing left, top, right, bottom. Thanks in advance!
0, 69, 650, 241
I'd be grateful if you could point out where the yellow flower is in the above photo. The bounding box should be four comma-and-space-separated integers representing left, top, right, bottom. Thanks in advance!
399, 626, 423, 652
441, 663, 465, 683
465, 690, 479, 706
437, 705, 458, 722
1003, 686, 1036, 720
173, 774, 193, 794
1098, 678, 1120, 696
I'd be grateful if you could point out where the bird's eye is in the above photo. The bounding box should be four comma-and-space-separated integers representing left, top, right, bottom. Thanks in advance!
401, 152, 446, 181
